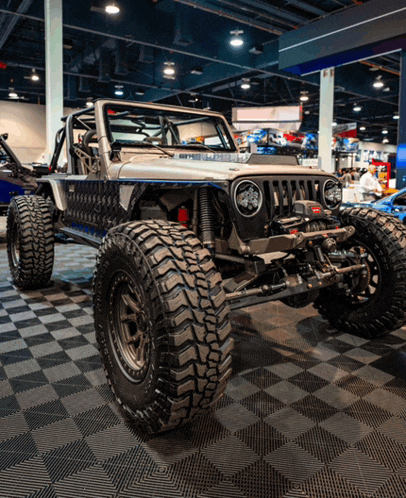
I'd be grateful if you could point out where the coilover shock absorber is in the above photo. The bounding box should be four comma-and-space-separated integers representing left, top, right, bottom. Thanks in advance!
199, 187, 215, 252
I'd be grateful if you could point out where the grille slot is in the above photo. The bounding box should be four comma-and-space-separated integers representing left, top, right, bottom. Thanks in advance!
268, 179, 321, 217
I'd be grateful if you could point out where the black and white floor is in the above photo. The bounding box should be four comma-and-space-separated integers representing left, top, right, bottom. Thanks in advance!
1, 242, 406, 498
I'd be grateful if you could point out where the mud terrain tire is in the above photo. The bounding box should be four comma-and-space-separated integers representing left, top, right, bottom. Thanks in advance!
7, 195, 54, 289
314, 207, 406, 338
93, 220, 233, 433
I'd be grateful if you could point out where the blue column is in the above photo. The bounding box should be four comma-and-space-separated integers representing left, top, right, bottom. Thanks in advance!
396, 50, 406, 189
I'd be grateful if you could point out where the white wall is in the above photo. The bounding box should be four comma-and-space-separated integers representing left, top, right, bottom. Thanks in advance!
0, 101, 78, 163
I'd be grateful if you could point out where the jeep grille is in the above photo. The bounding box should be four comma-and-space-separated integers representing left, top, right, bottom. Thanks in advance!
264, 178, 321, 218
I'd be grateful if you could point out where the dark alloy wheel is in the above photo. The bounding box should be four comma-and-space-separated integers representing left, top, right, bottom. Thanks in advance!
314, 207, 406, 337
7, 195, 54, 289
93, 220, 233, 433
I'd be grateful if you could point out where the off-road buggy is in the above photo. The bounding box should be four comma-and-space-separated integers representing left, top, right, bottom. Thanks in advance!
5, 100, 406, 433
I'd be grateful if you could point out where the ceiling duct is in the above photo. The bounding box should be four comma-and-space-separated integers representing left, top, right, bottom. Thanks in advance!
115, 40, 128, 76
99, 48, 111, 83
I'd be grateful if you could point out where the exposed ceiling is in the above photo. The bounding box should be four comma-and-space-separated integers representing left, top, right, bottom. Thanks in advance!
0, 0, 401, 144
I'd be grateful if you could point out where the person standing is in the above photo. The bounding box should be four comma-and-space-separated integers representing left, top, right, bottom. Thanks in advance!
352, 169, 360, 181
341, 169, 353, 187
359, 165, 382, 202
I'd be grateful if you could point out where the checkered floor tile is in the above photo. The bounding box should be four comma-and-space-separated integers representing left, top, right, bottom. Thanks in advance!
1, 241, 406, 497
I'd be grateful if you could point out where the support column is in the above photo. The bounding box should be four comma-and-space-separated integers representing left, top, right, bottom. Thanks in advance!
318, 68, 335, 173
396, 50, 406, 189
45, 0, 63, 161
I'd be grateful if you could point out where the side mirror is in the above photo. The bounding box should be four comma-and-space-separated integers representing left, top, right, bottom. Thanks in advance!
1, 133, 8, 141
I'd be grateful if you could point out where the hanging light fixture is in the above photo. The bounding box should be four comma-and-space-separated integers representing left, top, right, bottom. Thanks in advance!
373, 75, 384, 89
31, 69, 39, 82
359, 126, 366, 131
230, 30, 244, 48
86, 98, 93, 107
382, 129, 388, 134
105, 1, 120, 14
163, 61, 176, 78
353, 104, 362, 112
240, 78, 251, 90
299, 91, 309, 102
114, 85, 124, 96
8, 90, 18, 98
393, 114, 399, 120
382, 138, 389, 144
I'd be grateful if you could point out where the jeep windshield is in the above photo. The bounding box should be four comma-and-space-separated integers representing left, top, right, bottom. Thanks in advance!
104, 104, 236, 152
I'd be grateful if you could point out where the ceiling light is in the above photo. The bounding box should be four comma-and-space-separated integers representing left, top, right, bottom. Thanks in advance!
382, 129, 388, 134
31, 69, 39, 82
114, 85, 123, 96
384, 87, 390, 92
230, 30, 244, 48
383, 138, 389, 144
105, 1, 120, 14
359, 126, 366, 131
163, 61, 175, 77
86, 98, 93, 107
373, 75, 384, 89
299, 91, 309, 102
304, 110, 310, 114
393, 114, 399, 120
332, 122, 337, 127
8, 91, 18, 98
135, 89, 145, 96
353, 105, 362, 112
190, 66, 203, 75
369, 66, 380, 71
241, 78, 251, 90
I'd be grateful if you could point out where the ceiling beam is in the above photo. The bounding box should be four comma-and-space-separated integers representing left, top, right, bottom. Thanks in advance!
0, 0, 34, 50
172, 0, 284, 34
284, 0, 327, 16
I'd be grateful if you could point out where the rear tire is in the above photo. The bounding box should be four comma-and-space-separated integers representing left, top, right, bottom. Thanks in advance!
7, 195, 54, 289
314, 208, 406, 337
93, 221, 233, 433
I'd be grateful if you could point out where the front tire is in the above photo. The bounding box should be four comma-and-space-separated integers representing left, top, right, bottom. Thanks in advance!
93, 221, 233, 433
314, 208, 406, 337
7, 195, 54, 289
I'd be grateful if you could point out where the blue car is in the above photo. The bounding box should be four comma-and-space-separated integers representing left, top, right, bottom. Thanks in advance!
343, 188, 406, 223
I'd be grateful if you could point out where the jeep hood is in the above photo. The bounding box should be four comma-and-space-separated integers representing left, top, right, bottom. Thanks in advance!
111, 152, 332, 181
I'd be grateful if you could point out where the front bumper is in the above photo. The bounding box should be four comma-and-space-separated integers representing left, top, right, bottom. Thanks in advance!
234, 225, 356, 255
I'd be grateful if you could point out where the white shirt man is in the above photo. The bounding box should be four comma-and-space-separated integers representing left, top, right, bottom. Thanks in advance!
359, 167, 382, 202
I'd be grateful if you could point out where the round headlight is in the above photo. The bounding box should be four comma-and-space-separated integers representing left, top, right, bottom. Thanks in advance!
323, 179, 342, 209
234, 180, 263, 217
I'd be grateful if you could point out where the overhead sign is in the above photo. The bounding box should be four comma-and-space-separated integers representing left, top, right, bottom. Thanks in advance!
232, 106, 302, 132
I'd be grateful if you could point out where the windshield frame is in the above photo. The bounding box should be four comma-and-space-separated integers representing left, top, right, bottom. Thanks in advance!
102, 103, 237, 153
